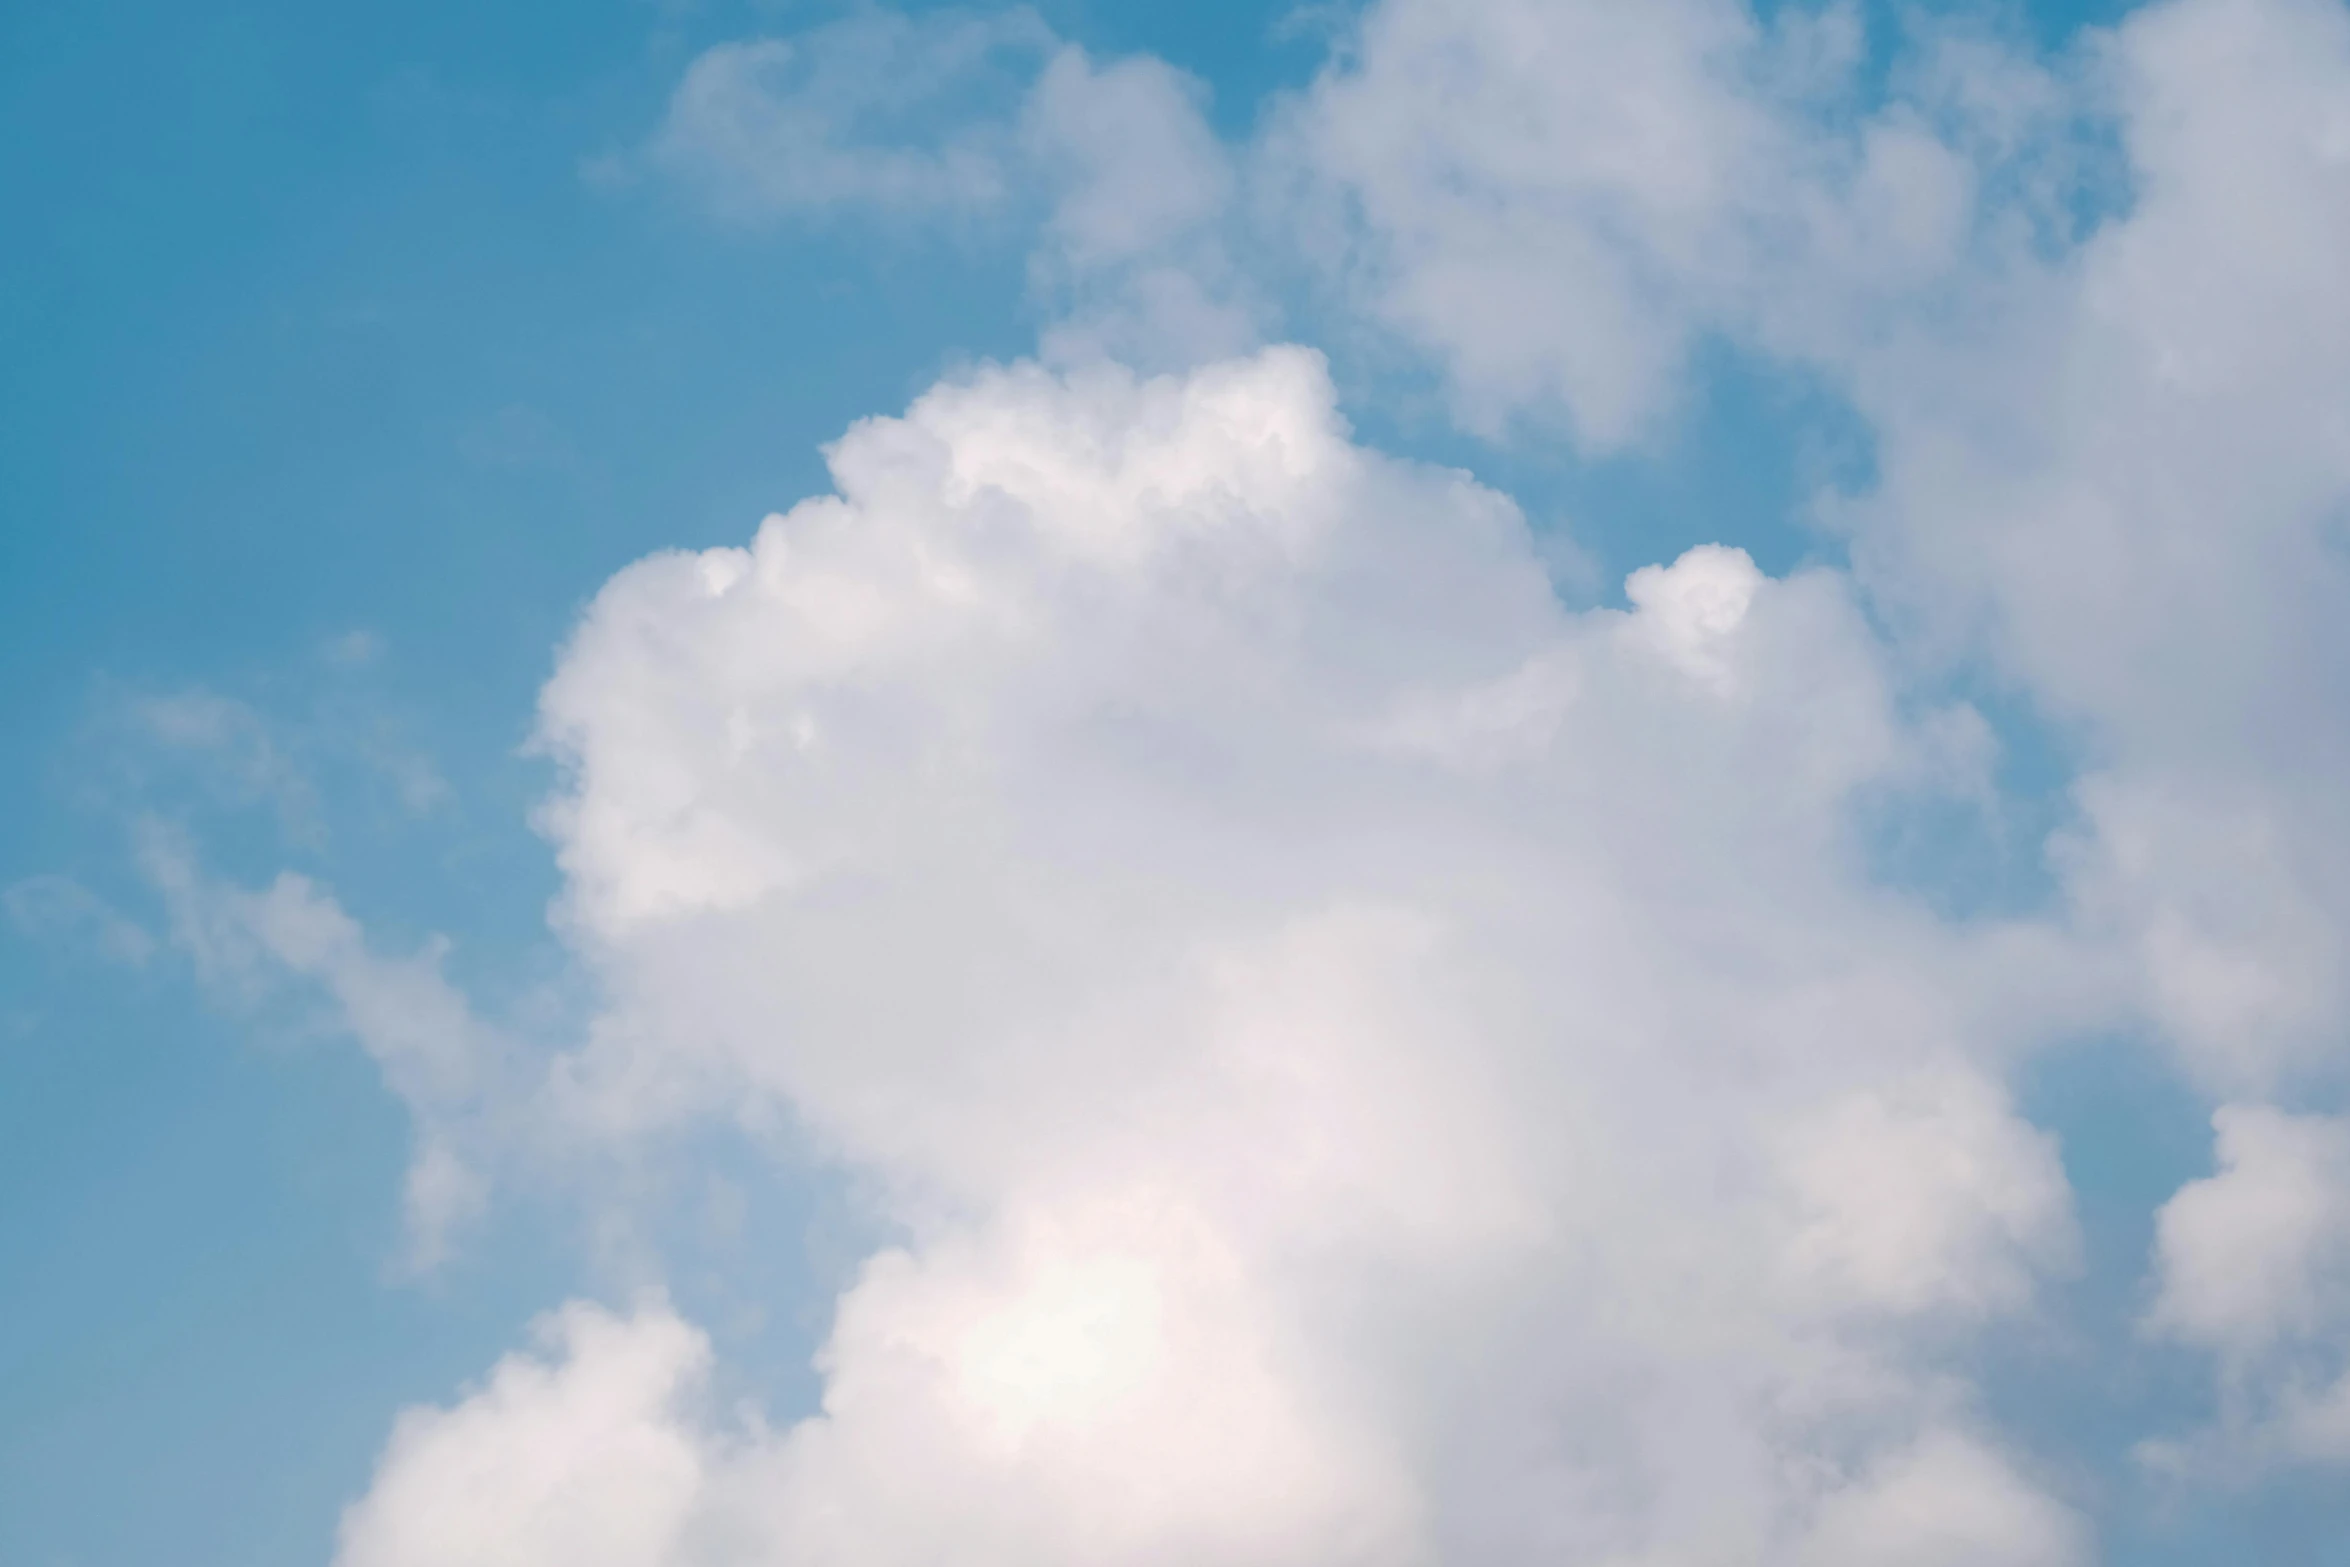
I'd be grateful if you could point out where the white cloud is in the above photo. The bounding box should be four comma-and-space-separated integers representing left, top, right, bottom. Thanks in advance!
1267, 0, 1794, 446
2152, 1105, 2350, 1357
1772, 1068, 2077, 1322
1019, 50, 1227, 274
1800, 1429, 2086, 1567
2145, 1104, 2350, 1471
338, 345, 2094, 1564
1019, 47, 1257, 368
336, 1303, 713, 1567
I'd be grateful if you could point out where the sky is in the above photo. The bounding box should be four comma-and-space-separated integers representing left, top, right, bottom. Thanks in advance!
3, 0, 2349, 1564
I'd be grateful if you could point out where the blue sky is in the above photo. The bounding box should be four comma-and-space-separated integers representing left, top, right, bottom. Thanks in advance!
6, 2, 2349, 1564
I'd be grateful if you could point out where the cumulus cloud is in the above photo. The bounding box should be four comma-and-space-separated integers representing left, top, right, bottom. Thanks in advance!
2145, 1105, 2350, 1469
1267, 0, 1800, 446
2151, 1106, 2350, 1358
1800, 1430, 2086, 1567
1020, 47, 1257, 368
337, 1302, 715, 1567
336, 346, 2096, 1564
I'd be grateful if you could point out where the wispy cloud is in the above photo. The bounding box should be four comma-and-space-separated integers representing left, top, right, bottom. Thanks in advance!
3, 873, 157, 966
